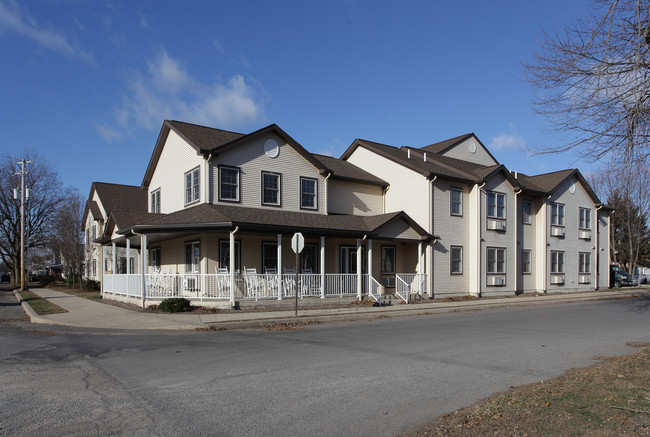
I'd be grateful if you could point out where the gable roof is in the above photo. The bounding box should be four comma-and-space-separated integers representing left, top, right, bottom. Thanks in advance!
82, 182, 147, 229
312, 154, 388, 186
518, 169, 601, 204
419, 133, 500, 164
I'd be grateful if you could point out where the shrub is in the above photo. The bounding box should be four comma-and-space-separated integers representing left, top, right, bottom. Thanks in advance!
39, 275, 55, 287
82, 279, 100, 291
159, 298, 192, 313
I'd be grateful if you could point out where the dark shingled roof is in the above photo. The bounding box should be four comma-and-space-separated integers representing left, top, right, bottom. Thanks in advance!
83, 182, 148, 230
167, 120, 245, 152
312, 154, 388, 186
420, 133, 474, 154
518, 169, 576, 193
120, 203, 430, 240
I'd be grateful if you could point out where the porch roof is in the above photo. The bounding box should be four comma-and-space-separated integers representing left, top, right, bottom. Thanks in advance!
116, 203, 432, 241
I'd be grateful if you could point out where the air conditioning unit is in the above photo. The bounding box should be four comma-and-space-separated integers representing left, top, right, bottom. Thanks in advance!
550, 274, 565, 285
551, 226, 565, 237
578, 230, 591, 240
487, 219, 506, 231
382, 276, 395, 288
487, 275, 505, 286
578, 275, 591, 284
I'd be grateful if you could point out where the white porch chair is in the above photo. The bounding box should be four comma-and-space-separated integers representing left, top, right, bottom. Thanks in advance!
215, 267, 230, 297
243, 267, 261, 298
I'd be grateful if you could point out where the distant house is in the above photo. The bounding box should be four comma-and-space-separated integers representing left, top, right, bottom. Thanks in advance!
83, 121, 611, 307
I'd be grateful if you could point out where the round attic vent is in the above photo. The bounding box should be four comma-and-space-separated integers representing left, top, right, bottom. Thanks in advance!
264, 139, 279, 158
569, 182, 576, 194
468, 141, 477, 154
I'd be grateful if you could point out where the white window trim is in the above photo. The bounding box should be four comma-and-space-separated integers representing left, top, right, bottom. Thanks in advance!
487, 192, 506, 219
300, 177, 318, 210
185, 168, 200, 205
551, 250, 565, 274
522, 249, 532, 274
450, 245, 463, 275
579, 252, 591, 275
150, 188, 161, 213
487, 247, 506, 274
551, 203, 565, 226
579, 208, 591, 230
219, 166, 240, 202
261, 171, 281, 206
522, 200, 532, 224
450, 187, 463, 216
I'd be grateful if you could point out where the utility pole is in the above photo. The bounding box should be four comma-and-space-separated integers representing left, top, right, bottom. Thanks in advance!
14, 159, 33, 291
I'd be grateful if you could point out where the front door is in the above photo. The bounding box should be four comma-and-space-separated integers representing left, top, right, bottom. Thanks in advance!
340, 246, 366, 273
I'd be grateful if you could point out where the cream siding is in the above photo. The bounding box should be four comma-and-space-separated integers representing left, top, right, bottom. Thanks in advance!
374, 219, 421, 240
346, 146, 430, 230
327, 180, 383, 216
211, 133, 324, 213
149, 130, 205, 214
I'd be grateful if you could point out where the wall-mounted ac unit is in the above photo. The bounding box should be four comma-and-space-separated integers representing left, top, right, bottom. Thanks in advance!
487, 275, 506, 286
578, 230, 592, 240
550, 274, 565, 284
550, 226, 565, 237
578, 275, 591, 284
487, 219, 506, 231
382, 276, 395, 288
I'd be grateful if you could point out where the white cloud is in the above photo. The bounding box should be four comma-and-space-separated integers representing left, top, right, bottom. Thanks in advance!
98, 49, 265, 140
489, 132, 526, 152
0, 0, 92, 62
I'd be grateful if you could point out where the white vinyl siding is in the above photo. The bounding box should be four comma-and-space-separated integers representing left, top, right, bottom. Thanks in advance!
438, 137, 498, 166
327, 179, 382, 215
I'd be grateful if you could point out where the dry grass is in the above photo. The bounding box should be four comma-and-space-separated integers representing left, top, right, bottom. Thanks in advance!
404, 347, 650, 437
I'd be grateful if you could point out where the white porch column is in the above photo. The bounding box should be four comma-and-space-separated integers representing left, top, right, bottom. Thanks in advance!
320, 236, 325, 298
140, 234, 147, 308
126, 239, 131, 295
367, 239, 373, 292
277, 234, 283, 300
112, 243, 117, 277
356, 238, 362, 301
229, 228, 237, 308
99, 245, 104, 297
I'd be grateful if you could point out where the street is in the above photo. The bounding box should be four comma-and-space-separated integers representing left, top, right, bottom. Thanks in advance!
1, 288, 648, 436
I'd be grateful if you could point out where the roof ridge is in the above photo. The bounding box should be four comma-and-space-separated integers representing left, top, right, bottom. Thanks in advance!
167, 119, 245, 136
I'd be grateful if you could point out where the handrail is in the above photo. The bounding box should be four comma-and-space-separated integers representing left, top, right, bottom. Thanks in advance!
395, 275, 409, 304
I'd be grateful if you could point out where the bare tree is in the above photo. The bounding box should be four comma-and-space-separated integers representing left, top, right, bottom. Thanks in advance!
524, 0, 650, 162
0, 150, 66, 284
51, 190, 85, 288
589, 163, 650, 273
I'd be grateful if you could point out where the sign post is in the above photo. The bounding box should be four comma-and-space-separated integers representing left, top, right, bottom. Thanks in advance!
291, 233, 304, 316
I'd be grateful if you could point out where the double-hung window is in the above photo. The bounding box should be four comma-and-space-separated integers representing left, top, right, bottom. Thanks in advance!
150, 189, 160, 213
185, 241, 200, 273
551, 251, 565, 274
185, 168, 200, 205
150, 248, 161, 270
522, 249, 532, 274
450, 188, 463, 216
262, 242, 278, 272
487, 192, 506, 219
551, 203, 565, 226
579, 208, 591, 229
487, 247, 506, 274
450, 246, 463, 274
522, 200, 532, 224
220, 166, 240, 202
579, 252, 591, 274
301, 177, 317, 210
262, 172, 281, 206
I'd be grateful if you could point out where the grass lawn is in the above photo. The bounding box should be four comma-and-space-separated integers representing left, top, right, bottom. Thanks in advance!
18, 289, 67, 315
404, 346, 650, 436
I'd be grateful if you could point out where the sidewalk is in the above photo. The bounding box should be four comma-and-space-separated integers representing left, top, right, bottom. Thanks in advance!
14, 287, 650, 331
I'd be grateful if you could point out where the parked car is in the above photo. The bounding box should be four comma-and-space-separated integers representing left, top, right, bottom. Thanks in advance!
633, 267, 650, 285
0, 273, 10, 283
610, 265, 635, 288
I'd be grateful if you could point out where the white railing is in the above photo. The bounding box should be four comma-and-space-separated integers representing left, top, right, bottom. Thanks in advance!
395, 275, 410, 303
102, 272, 383, 301
397, 273, 428, 296
367, 275, 382, 304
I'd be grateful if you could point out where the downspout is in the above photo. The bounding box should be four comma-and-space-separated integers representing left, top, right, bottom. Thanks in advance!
383, 186, 389, 214
477, 181, 486, 297
429, 175, 437, 298
204, 154, 212, 204
514, 187, 522, 294
595, 204, 603, 290
324, 172, 331, 215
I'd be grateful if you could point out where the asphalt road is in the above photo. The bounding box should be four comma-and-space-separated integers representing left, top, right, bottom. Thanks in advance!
1, 287, 648, 436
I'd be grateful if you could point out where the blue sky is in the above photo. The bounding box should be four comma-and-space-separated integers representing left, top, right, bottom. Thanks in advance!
0, 0, 596, 195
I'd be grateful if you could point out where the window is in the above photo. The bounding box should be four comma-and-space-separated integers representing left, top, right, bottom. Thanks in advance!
522, 200, 532, 224
487, 247, 506, 274
91, 225, 96, 240
301, 177, 317, 210
262, 242, 278, 272
219, 166, 240, 202
579, 208, 591, 229
522, 249, 532, 274
381, 246, 396, 274
450, 246, 463, 275
551, 251, 565, 274
91, 259, 96, 276
185, 168, 200, 205
301, 244, 319, 272
219, 240, 240, 273
150, 189, 160, 213
450, 188, 463, 216
487, 192, 506, 219
579, 252, 591, 274
262, 172, 281, 206
150, 248, 161, 270
340, 246, 366, 274
551, 203, 565, 226
185, 241, 200, 273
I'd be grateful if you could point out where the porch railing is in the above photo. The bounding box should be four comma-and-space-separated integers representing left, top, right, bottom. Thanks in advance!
394, 273, 428, 303
103, 272, 383, 301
